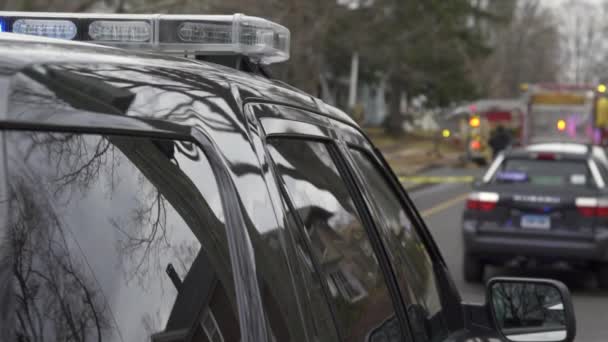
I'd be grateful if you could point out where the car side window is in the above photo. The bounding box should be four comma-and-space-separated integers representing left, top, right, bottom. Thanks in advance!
348, 148, 447, 342
267, 138, 407, 342
5, 132, 241, 342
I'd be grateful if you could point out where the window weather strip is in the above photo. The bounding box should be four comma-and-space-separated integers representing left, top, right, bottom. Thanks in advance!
191, 128, 269, 342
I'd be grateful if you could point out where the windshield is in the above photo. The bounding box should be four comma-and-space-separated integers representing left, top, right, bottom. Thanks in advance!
493, 157, 592, 188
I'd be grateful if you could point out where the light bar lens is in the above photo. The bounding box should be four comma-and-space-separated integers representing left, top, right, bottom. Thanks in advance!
159, 14, 290, 64
177, 22, 231, 43
89, 20, 151, 42
13, 19, 77, 40
0, 12, 291, 64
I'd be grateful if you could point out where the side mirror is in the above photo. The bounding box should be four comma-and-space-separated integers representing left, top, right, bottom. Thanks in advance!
487, 277, 576, 342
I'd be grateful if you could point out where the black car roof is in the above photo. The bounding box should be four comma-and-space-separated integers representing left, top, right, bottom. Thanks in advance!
0, 32, 355, 127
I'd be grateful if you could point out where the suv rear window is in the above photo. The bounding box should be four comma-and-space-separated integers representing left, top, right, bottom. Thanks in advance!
494, 158, 593, 187
4, 132, 240, 342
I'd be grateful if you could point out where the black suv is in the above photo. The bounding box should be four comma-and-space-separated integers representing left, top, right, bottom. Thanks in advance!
0, 12, 577, 342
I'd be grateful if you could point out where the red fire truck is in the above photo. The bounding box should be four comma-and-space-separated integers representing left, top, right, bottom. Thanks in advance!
444, 99, 524, 165
520, 83, 608, 145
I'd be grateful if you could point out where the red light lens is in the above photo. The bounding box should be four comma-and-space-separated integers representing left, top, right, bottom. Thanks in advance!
466, 199, 496, 211
597, 206, 608, 217
577, 206, 596, 217
536, 153, 556, 160
479, 201, 497, 211
470, 140, 481, 150
575, 197, 608, 217
467, 199, 479, 210
467, 192, 499, 212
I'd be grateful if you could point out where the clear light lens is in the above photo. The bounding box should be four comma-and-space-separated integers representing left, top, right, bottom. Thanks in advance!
0, 12, 291, 64
161, 14, 290, 64
13, 19, 77, 40
89, 20, 151, 42
177, 22, 231, 43
237, 15, 290, 64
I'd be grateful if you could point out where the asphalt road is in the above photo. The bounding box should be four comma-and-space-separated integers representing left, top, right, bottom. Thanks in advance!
407, 166, 608, 342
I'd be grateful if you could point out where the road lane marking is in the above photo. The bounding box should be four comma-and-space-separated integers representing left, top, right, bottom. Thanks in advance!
399, 175, 474, 184
420, 192, 469, 218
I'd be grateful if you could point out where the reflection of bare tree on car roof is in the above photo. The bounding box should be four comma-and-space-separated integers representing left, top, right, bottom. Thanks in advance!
7, 131, 240, 341
4, 62, 307, 340
14, 132, 169, 284
9, 165, 111, 342
37, 64, 247, 135
269, 139, 355, 212
6, 63, 235, 276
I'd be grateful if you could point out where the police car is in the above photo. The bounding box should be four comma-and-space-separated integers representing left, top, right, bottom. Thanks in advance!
463, 142, 608, 286
0, 11, 576, 342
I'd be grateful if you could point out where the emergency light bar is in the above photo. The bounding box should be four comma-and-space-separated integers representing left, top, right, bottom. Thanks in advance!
0, 12, 290, 64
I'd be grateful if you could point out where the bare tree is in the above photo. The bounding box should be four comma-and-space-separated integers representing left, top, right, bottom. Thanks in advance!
474, 0, 561, 97
559, 0, 605, 84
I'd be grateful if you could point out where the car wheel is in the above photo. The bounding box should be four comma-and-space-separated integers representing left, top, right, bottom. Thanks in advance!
596, 263, 608, 289
464, 254, 484, 283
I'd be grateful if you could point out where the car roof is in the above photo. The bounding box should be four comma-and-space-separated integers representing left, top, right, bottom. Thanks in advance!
0, 32, 355, 127
504, 142, 606, 161
524, 143, 589, 155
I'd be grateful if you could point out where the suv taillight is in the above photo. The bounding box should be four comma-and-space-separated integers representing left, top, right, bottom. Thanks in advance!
467, 192, 499, 211
575, 197, 608, 217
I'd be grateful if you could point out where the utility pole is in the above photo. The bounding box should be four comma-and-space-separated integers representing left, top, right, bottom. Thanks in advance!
348, 52, 359, 110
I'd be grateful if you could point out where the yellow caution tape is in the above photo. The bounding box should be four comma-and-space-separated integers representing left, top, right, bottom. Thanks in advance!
398, 175, 474, 184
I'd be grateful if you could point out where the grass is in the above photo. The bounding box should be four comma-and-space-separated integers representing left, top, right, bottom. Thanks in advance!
364, 128, 464, 175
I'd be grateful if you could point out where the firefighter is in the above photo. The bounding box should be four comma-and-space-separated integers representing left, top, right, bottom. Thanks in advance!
489, 125, 512, 159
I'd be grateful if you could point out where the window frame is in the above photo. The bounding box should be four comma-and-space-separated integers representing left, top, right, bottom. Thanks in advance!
339, 142, 466, 332
342, 145, 452, 339
0, 116, 270, 342
261, 135, 344, 340
254, 102, 447, 270
252, 101, 467, 336
0, 130, 13, 342
265, 134, 413, 341
254, 103, 419, 341
339, 142, 466, 333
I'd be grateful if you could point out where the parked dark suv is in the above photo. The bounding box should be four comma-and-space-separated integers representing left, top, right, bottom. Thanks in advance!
0, 11, 577, 342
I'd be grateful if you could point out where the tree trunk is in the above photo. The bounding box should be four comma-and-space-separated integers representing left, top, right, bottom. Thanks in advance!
384, 76, 405, 136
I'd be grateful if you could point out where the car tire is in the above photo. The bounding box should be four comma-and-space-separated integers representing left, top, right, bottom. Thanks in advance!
597, 264, 608, 289
464, 254, 484, 283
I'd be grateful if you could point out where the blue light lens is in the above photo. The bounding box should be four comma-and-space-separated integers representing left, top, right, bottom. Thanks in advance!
13, 19, 77, 40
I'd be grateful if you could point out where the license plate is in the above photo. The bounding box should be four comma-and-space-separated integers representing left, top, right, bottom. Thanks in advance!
521, 214, 551, 230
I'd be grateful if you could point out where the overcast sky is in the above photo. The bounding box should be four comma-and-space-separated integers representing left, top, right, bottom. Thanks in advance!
547, 0, 602, 7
